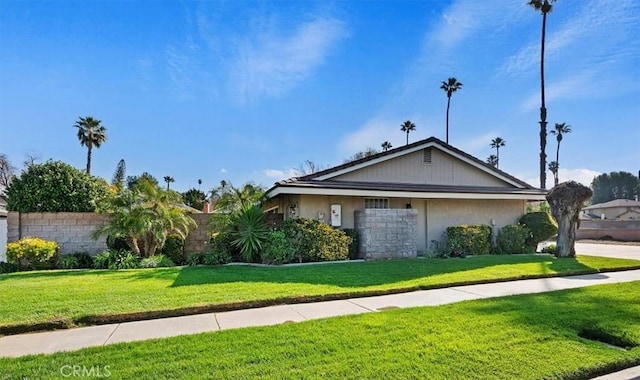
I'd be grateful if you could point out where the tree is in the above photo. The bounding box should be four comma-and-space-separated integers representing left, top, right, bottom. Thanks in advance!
23, 151, 41, 168
164, 176, 175, 190
440, 77, 463, 144
490, 137, 506, 169
546, 181, 592, 258
127, 172, 159, 190
400, 120, 416, 146
6, 160, 111, 212
0, 153, 16, 188
182, 188, 207, 211
528, 0, 556, 189
197, 179, 202, 190
94, 179, 196, 257
381, 141, 393, 152
74, 116, 107, 175
111, 159, 127, 189
296, 160, 324, 176
213, 181, 266, 214
549, 122, 571, 186
343, 147, 379, 163
591, 172, 640, 204
486, 154, 498, 167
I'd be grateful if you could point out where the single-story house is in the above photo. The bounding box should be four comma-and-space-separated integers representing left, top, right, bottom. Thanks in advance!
582, 199, 640, 220
264, 137, 547, 258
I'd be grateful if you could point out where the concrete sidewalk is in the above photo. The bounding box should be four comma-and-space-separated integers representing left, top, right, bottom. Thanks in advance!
1, 269, 640, 359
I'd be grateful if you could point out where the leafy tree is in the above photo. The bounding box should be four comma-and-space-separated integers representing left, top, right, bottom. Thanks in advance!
343, 147, 379, 163
182, 188, 207, 211
487, 154, 498, 167
111, 159, 126, 189
74, 116, 107, 174
591, 172, 640, 204
126, 172, 158, 190
0, 153, 16, 188
400, 120, 416, 146
213, 181, 266, 214
164, 176, 175, 190
490, 137, 506, 169
549, 122, 571, 186
6, 160, 111, 212
440, 77, 463, 144
528, 0, 556, 189
381, 141, 393, 151
94, 179, 196, 257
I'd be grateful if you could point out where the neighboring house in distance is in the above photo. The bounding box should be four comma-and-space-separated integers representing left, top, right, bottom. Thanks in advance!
0, 193, 7, 262
582, 199, 640, 220
264, 137, 546, 258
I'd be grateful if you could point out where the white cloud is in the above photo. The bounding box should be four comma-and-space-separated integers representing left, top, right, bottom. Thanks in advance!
525, 167, 600, 187
519, 70, 596, 111
230, 16, 348, 104
220, 168, 227, 174
263, 168, 298, 180
457, 131, 499, 156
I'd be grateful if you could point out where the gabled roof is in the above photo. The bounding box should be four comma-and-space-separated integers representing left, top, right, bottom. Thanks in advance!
583, 199, 640, 210
266, 137, 546, 200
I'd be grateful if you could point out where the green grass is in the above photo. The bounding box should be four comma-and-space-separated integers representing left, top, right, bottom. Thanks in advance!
0, 254, 638, 333
2, 281, 640, 379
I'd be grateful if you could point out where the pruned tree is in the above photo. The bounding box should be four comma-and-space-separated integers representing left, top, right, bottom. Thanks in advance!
546, 181, 592, 258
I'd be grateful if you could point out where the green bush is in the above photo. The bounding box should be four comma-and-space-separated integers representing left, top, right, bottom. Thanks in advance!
261, 231, 296, 265
446, 225, 492, 256
210, 231, 236, 262
161, 235, 185, 265
281, 218, 351, 262
342, 228, 359, 260
519, 212, 558, 248
94, 250, 139, 270
541, 244, 557, 254
57, 255, 79, 269
230, 206, 270, 263
496, 224, 532, 254
0, 261, 19, 274
186, 252, 205, 266
203, 250, 232, 265
6, 237, 59, 270
71, 252, 95, 269
106, 234, 130, 252
140, 255, 175, 268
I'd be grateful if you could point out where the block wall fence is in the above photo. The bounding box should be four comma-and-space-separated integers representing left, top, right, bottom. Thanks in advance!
7, 212, 212, 255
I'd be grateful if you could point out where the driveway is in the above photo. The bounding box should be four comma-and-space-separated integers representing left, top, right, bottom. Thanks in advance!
576, 241, 640, 260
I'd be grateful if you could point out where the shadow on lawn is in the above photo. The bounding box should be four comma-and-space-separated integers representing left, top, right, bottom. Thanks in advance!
166, 255, 598, 288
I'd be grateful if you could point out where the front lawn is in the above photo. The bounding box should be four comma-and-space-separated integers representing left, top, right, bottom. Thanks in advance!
2, 281, 639, 379
0, 254, 638, 333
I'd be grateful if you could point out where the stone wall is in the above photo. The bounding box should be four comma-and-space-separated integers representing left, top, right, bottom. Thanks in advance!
354, 209, 418, 259
7, 212, 213, 256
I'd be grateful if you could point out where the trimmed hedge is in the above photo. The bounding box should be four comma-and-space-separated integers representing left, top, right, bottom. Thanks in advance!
519, 212, 558, 248
281, 218, 351, 262
496, 224, 532, 254
446, 225, 492, 256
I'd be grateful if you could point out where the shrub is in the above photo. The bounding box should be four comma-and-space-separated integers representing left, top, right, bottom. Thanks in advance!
519, 212, 558, 248
446, 225, 492, 256
106, 234, 130, 252
57, 255, 79, 269
186, 252, 205, 266
203, 250, 232, 265
496, 224, 532, 254
94, 250, 140, 270
209, 231, 236, 262
6, 237, 59, 270
281, 218, 351, 262
230, 206, 270, 263
71, 252, 95, 269
261, 231, 296, 265
0, 261, 19, 274
342, 228, 359, 260
161, 235, 185, 265
140, 255, 175, 268
541, 244, 556, 254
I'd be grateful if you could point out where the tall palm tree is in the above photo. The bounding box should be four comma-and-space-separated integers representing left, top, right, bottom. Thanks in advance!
549, 122, 571, 186
548, 161, 559, 185
490, 137, 506, 169
381, 141, 393, 151
74, 116, 107, 174
487, 154, 498, 167
400, 120, 416, 146
528, 0, 556, 189
197, 179, 202, 190
440, 77, 463, 144
164, 176, 175, 190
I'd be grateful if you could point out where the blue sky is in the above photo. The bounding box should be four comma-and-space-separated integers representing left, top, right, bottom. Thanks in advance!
1, 0, 638, 193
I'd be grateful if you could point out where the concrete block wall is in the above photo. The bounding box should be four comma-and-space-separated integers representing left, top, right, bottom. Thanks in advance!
354, 209, 418, 259
184, 213, 212, 254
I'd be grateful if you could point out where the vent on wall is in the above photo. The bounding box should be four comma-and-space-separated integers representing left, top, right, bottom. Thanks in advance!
423, 148, 432, 164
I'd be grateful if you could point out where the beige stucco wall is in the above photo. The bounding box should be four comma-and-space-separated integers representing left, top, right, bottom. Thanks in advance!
268, 194, 527, 251
586, 206, 640, 220
332, 148, 508, 187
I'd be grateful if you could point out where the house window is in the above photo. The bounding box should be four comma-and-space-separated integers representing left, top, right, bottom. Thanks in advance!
423, 148, 432, 164
365, 198, 389, 209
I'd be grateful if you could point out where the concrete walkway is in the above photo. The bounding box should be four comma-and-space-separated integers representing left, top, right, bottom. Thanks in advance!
2, 269, 640, 360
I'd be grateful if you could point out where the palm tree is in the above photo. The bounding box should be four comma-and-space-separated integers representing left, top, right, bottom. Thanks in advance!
164, 176, 175, 190
548, 161, 559, 184
528, 0, 556, 189
381, 141, 393, 151
74, 116, 107, 174
490, 137, 506, 169
440, 77, 463, 144
400, 120, 416, 146
549, 122, 571, 186
197, 179, 202, 190
487, 154, 498, 167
